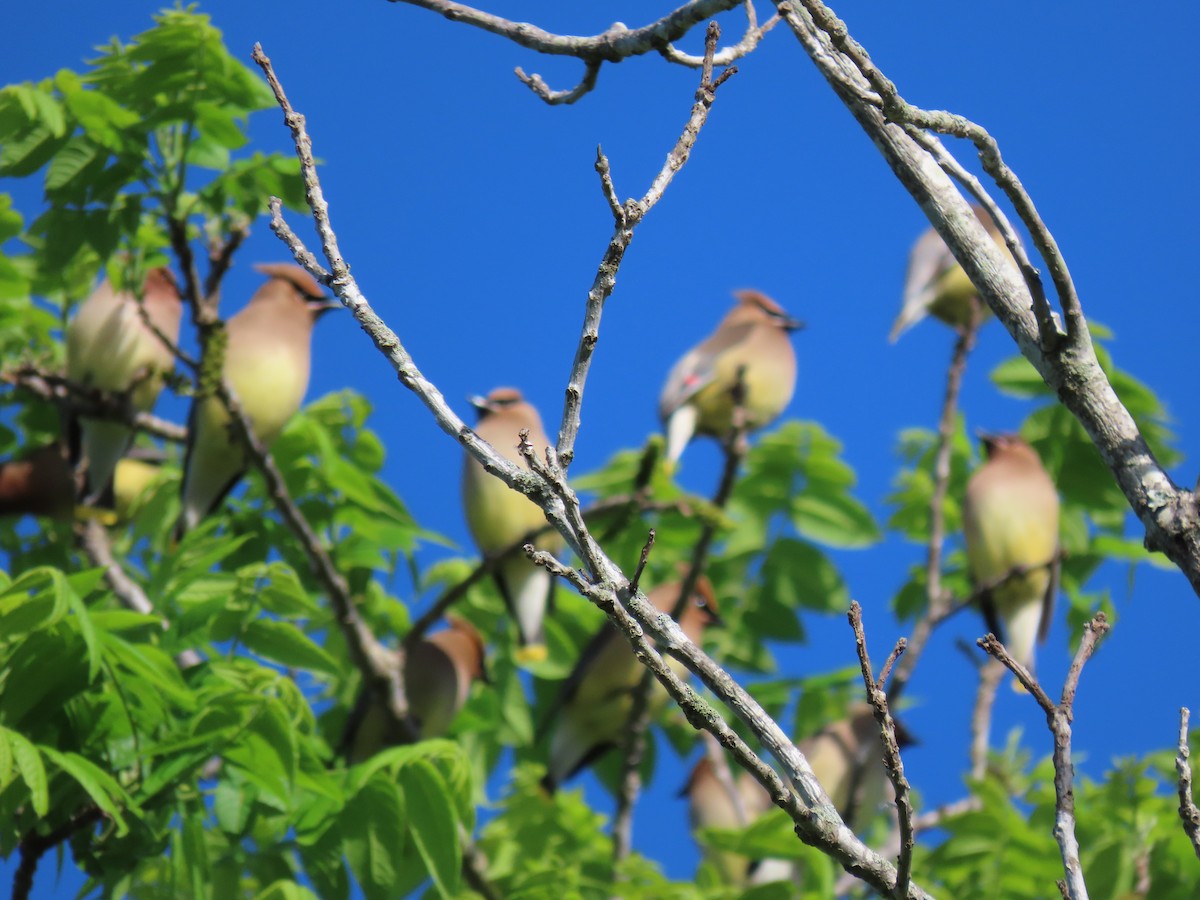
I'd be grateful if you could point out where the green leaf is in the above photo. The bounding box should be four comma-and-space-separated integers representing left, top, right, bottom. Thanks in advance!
44, 135, 102, 191
343, 776, 406, 900
242, 619, 339, 676
791, 491, 879, 548
990, 354, 1052, 398
398, 759, 461, 897
6, 729, 48, 816
255, 882, 321, 900
0, 567, 71, 638
40, 748, 133, 834
194, 100, 249, 149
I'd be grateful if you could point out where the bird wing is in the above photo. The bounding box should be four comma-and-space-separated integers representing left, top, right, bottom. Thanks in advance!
890, 227, 956, 341
535, 623, 618, 740
1038, 545, 1060, 644
902, 227, 956, 306
658, 321, 755, 420
978, 589, 1007, 644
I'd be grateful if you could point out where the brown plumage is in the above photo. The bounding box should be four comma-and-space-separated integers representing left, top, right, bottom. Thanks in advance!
176, 264, 336, 537
0, 444, 76, 520
67, 266, 182, 501
541, 578, 721, 791
462, 388, 563, 661
963, 434, 1060, 684
660, 290, 802, 466
684, 756, 775, 885
346, 616, 488, 762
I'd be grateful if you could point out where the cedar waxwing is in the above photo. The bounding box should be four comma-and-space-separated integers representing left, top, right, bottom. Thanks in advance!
684, 756, 775, 886
540, 578, 721, 792
659, 290, 801, 467
66, 267, 182, 501
0, 444, 76, 520
962, 434, 1060, 685
462, 388, 563, 663
175, 264, 335, 538
801, 704, 913, 831
345, 616, 488, 762
890, 205, 1014, 342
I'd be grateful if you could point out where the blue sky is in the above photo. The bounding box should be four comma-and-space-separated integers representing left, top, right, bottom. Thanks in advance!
3, 1, 1199, 894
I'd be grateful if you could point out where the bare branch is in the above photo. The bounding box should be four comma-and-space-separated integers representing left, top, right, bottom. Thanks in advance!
628, 529, 656, 595
594, 146, 622, 220
259, 38, 932, 896
661, 2, 780, 66
876, 637, 906, 693
390, 0, 747, 104
1175, 707, 1200, 860
515, 60, 600, 105
913, 796, 981, 832
969, 657, 1006, 781
13, 806, 103, 900
78, 519, 201, 670
849, 602, 916, 898
888, 313, 979, 703
2, 366, 186, 444
776, 0, 1200, 594
555, 21, 737, 470
614, 365, 749, 861
218, 379, 412, 735
979, 613, 1110, 900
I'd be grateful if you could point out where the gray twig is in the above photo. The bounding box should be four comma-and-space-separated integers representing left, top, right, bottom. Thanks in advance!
849, 602, 916, 898
259, 34, 931, 897
1176, 707, 1200, 859
979, 613, 1110, 900
778, 0, 1200, 595
78, 519, 201, 670
888, 311, 979, 703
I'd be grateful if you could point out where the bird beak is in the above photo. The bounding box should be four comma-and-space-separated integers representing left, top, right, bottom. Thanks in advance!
975, 430, 999, 456
782, 316, 805, 332
310, 300, 343, 318
467, 394, 491, 415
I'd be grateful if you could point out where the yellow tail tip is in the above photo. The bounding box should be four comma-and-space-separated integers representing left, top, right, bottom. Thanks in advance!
515, 644, 549, 666
74, 505, 118, 527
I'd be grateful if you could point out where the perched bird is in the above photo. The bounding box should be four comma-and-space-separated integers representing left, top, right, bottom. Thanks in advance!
66, 266, 182, 501
684, 756, 776, 886
0, 443, 76, 520
890, 204, 1014, 342
345, 616, 488, 762
175, 264, 335, 537
659, 290, 802, 467
800, 704, 913, 831
962, 433, 1060, 684
541, 578, 721, 791
462, 388, 562, 662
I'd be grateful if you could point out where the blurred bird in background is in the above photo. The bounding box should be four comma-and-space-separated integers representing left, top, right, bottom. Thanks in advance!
344, 616, 488, 763
963, 433, 1060, 689
462, 387, 562, 664
176, 263, 336, 538
66, 266, 181, 503
890, 204, 1015, 342
540, 577, 720, 792
659, 290, 801, 468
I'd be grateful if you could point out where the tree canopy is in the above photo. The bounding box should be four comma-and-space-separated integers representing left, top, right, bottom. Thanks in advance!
0, 4, 1197, 899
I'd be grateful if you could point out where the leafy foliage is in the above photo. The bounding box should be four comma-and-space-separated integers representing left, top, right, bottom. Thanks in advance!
0, 8, 1194, 900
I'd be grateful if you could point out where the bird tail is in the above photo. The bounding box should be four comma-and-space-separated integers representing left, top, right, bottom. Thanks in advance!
663, 404, 699, 468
